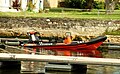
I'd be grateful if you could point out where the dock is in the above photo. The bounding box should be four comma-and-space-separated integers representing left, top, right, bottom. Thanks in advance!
0, 53, 120, 66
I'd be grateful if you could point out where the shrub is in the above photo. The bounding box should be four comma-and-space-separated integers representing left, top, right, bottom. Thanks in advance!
64, 0, 86, 9
27, 1, 36, 11
93, 1, 105, 9
115, 2, 120, 10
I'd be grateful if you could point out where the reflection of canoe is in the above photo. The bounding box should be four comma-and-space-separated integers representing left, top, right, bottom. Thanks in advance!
23, 36, 107, 58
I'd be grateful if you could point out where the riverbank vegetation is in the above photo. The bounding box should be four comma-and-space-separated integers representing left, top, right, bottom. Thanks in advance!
105, 30, 120, 35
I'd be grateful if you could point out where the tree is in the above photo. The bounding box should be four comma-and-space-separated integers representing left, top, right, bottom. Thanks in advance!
64, 0, 85, 9
64, 0, 93, 9
85, 0, 94, 9
105, 0, 119, 14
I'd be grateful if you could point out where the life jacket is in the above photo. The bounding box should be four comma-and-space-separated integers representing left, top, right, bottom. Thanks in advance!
28, 31, 40, 43
64, 36, 72, 44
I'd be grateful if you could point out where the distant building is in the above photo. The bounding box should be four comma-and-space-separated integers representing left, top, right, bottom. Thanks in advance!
44, 0, 59, 8
0, 0, 11, 8
44, 0, 65, 8
0, 0, 44, 12
0, 0, 12, 12
0, 0, 65, 12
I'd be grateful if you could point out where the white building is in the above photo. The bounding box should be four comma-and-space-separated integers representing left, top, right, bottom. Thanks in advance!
0, 0, 44, 12
0, 0, 12, 12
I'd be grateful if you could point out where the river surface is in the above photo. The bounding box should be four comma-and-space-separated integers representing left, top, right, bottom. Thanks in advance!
0, 50, 120, 74
1, 65, 120, 74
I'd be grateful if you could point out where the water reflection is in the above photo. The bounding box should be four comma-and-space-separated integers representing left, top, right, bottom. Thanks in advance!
21, 61, 46, 73
86, 50, 120, 74
46, 71, 86, 74
1, 65, 120, 74
87, 65, 120, 74
0, 69, 20, 74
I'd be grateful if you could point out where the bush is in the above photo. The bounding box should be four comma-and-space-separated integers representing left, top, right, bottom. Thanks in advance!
115, 3, 120, 10
93, 1, 105, 9
64, 0, 86, 9
27, 1, 35, 11
64, 0, 105, 9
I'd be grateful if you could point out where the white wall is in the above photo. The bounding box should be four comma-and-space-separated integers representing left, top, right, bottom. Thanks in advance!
21, 0, 28, 11
0, 0, 10, 8
39, 0, 44, 10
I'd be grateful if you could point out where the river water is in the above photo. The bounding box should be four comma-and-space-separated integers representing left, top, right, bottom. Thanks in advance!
0, 50, 120, 74
1, 65, 120, 74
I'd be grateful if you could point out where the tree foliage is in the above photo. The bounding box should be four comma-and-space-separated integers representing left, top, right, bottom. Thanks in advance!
64, 0, 86, 9
93, 1, 105, 9
64, 0, 95, 9
105, 0, 119, 14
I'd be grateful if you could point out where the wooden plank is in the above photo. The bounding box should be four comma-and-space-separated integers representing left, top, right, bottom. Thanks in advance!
0, 53, 120, 66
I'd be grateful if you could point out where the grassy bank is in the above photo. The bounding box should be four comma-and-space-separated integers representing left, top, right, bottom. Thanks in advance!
0, 9, 120, 20
0, 9, 119, 36
105, 30, 120, 35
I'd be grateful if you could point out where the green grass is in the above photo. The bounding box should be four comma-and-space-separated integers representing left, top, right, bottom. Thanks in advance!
0, 9, 120, 20
105, 30, 120, 35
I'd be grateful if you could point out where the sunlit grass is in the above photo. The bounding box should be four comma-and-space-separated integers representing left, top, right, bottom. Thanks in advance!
0, 9, 120, 20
